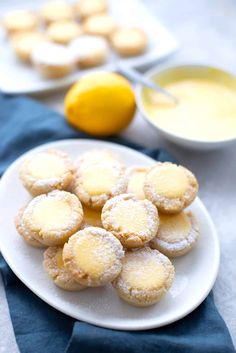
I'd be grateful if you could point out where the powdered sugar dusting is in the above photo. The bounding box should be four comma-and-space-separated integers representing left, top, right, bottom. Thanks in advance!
64, 227, 124, 287
69, 35, 108, 60
31, 42, 75, 66
102, 193, 159, 247
112, 247, 175, 306
23, 190, 83, 244
150, 212, 199, 255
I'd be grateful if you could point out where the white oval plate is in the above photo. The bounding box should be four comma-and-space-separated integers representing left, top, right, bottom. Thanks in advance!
0, 139, 220, 331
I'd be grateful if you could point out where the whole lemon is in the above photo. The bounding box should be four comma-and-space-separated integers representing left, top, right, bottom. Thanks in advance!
65, 72, 136, 136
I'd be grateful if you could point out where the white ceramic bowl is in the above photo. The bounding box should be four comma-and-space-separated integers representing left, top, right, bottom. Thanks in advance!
136, 64, 236, 150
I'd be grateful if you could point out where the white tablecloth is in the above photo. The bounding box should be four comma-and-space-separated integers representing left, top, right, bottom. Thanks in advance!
1, 0, 236, 351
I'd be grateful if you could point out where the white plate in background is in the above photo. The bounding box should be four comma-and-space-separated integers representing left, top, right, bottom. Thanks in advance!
0, 139, 220, 330
0, 0, 178, 94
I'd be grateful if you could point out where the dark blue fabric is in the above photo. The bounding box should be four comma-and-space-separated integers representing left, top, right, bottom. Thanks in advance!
0, 93, 234, 353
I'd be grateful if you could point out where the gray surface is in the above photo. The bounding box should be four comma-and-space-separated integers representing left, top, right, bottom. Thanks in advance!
1, 0, 236, 351
0, 276, 19, 353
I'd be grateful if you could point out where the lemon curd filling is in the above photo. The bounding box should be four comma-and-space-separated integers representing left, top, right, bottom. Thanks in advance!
28, 153, 66, 178
82, 166, 117, 195
159, 212, 191, 242
149, 165, 188, 198
83, 206, 102, 227
32, 198, 71, 229
112, 200, 148, 233
122, 256, 166, 290
74, 236, 115, 279
143, 78, 236, 141
127, 171, 146, 199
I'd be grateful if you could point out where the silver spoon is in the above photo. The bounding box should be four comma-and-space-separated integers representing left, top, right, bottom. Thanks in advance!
116, 63, 179, 105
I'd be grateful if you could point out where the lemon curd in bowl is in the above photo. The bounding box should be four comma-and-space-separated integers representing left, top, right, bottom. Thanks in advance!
138, 65, 236, 149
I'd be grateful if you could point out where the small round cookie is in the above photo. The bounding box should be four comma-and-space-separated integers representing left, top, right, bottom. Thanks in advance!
112, 247, 175, 307
11, 31, 46, 63
46, 21, 82, 45
80, 206, 102, 229
150, 211, 199, 257
76, 149, 123, 169
144, 162, 199, 213
125, 166, 150, 200
73, 162, 127, 209
23, 190, 83, 246
40, 1, 74, 25
19, 149, 75, 196
43, 246, 86, 291
63, 227, 124, 287
75, 0, 108, 19
3, 10, 38, 36
15, 206, 46, 248
69, 35, 108, 68
110, 28, 148, 57
82, 14, 117, 38
31, 42, 75, 79
101, 193, 159, 248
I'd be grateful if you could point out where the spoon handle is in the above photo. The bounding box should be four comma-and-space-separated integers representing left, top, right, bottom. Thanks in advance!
116, 63, 178, 104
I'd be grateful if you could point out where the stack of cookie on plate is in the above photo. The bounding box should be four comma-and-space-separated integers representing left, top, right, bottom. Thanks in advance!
2, 0, 148, 79
15, 148, 199, 307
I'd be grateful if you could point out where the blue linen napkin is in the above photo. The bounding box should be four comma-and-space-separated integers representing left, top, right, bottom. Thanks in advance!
0, 93, 235, 353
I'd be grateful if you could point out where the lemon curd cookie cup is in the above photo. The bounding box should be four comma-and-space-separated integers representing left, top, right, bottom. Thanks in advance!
11, 31, 46, 63
3, 10, 38, 36
144, 162, 199, 213
63, 227, 124, 287
43, 246, 86, 291
69, 35, 108, 68
110, 28, 148, 57
112, 247, 175, 307
73, 162, 127, 209
71, 148, 124, 194
101, 193, 159, 248
75, 0, 108, 20
125, 166, 150, 200
31, 42, 75, 79
15, 206, 46, 248
40, 1, 74, 25
150, 211, 199, 257
46, 21, 82, 45
19, 149, 75, 196
75, 149, 124, 169
82, 14, 117, 39
22, 190, 83, 246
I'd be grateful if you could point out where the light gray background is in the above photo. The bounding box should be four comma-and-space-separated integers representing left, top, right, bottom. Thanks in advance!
1, 0, 236, 352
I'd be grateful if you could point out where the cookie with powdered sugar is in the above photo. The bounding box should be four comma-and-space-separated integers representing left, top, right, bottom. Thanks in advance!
75, 149, 124, 169
69, 35, 108, 68
101, 193, 159, 248
31, 42, 75, 79
112, 247, 175, 307
82, 14, 117, 38
73, 162, 127, 209
150, 211, 199, 257
43, 246, 86, 291
144, 162, 198, 214
40, 1, 74, 25
22, 190, 83, 246
15, 206, 46, 248
63, 227, 124, 287
110, 28, 148, 57
20, 149, 75, 196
